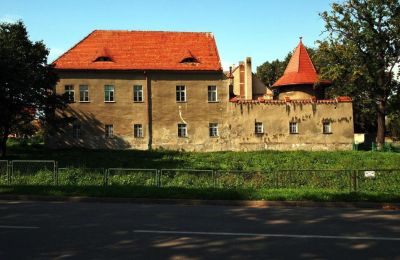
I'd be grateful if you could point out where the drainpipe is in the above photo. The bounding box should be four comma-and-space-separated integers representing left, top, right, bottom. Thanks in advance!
144, 71, 153, 150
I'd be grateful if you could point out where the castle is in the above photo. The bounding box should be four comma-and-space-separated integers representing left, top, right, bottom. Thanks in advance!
47, 30, 354, 151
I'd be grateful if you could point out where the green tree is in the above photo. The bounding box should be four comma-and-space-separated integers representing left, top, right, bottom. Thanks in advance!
320, 0, 400, 149
0, 21, 64, 157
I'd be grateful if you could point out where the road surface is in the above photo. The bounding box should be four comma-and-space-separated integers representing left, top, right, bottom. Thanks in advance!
0, 200, 399, 259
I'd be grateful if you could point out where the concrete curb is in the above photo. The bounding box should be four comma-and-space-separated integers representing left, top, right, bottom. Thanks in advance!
0, 194, 399, 209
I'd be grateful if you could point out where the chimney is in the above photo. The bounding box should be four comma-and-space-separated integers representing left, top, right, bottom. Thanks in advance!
244, 57, 253, 100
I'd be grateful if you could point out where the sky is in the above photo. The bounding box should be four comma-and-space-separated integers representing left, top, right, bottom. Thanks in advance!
0, 0, 339, 71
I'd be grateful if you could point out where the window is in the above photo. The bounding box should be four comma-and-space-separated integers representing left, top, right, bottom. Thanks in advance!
104, 85, 115, 102
176, 85, 186, 102
208, 86, 217, 102
178, 123, 187, 137
209, 123, 218, 137
255, 122, 263, 134
79, 85, 89, 102
94, 56, 112, 62
134, 124, 143, 138
64, 85, 75, 102
181, 57, 198, 63
72, 124, 81, 138
323, 121, 332, 134
133, 85, 143, 102
289, 122, 298, 134
105, 124, 113, 138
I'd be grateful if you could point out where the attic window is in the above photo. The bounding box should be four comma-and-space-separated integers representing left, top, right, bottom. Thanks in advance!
180, 57, 199, 63
94, 56, 112, 62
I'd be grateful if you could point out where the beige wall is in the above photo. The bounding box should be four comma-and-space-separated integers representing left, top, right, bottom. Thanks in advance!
48, 70, 354, 151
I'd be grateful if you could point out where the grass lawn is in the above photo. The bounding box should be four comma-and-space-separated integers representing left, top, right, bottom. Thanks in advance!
1, 141, 399, 203
4, 141, 400, 170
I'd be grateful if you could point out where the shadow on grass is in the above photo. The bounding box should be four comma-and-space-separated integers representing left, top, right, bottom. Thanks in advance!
1, 185, 399, 203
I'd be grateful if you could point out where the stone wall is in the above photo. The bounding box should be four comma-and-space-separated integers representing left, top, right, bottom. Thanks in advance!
47, 70, 354, 151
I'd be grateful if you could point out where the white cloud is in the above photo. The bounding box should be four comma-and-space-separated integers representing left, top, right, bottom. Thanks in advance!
0, 14, 22, 24
48, 48, 65, 62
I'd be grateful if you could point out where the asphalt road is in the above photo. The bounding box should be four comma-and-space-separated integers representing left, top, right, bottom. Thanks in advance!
0, 201, 399, 259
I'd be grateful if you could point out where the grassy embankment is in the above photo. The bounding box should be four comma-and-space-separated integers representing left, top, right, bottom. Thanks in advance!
1, 141, 399, 202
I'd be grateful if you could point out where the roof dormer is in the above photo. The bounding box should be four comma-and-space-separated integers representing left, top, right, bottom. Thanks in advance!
93, 47, 113, 62
180, 50, 199, 64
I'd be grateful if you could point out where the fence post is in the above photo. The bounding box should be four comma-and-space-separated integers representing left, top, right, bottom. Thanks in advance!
7, 161, 11, 185
54, 161, 58, 186
351, 170, 358, 192
157, 170, 161, 187
104, 169, 108, 186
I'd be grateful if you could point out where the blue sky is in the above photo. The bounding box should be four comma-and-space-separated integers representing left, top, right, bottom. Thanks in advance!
1, 0, 338, 71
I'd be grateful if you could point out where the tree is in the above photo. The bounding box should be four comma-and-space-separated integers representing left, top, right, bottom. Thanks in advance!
320, 0, 400, 149
0, 21, 64, 157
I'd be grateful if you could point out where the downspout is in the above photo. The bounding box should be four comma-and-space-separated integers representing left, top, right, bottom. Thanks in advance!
145, 71, 153, 150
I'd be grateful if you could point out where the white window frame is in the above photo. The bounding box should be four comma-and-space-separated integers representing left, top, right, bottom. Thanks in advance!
323, 121, 332, 134
255, 122, 264, 134
209, 123, 219, 137
176, 85, 186, 102
72, 124, 81, 138
134, 124, 143, 138
133, 85, 143, 102
105, 124, 114, 138
208, 85, 218, 102
289, 122, 298, 134
104, 85, 115, 102
65, 85, 75, 103
79, 85, 89, 102
178, 123, 187, 137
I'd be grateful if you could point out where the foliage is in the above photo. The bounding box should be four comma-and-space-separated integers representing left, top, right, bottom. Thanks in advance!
0, 21, 65, 157
320, 0, 400, 147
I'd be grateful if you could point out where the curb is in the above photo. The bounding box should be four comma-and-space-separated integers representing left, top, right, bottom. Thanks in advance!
0, 194, 399, 210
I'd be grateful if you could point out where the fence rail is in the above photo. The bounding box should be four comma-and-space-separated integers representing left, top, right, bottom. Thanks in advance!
0, 160, 398, 193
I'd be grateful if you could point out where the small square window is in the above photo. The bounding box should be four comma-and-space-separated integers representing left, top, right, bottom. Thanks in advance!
104, 85, 115, 102
72, 124, 81, 138
134, 124, 143, 138
176, 85, 186, 102
208, 86, 217, 102
289, 122, 298, 134
178, 123, 187, 137
64, 85, 75, 102
209, 123, 218, 137
323, 121, 332, 134
79, 85, 89, 102
133, 85, 143, 102
255, 122, 263, 134
105, 124, 114, 138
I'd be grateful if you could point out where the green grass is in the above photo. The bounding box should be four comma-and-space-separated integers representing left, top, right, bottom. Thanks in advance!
1, 141, 399, 203
0, 185, 399, 203
4, 141, 400, 170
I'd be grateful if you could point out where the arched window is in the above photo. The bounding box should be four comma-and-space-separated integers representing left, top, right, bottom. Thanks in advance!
180, 57, 198, 63
94, 56, 112, 62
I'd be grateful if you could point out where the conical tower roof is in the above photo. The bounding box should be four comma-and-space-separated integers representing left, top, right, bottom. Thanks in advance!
272, 38, 330, 87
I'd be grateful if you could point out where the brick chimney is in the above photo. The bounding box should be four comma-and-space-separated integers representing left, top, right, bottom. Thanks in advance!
244, 57, 253, 100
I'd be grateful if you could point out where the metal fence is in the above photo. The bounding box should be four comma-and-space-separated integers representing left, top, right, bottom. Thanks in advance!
0, 160, 8, 185
10, 160, 56, 185
107, 168, 158, 186
0, 160, 399, 193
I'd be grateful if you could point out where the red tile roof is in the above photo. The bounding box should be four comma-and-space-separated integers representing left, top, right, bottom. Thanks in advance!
53, 30, 222, 71
272, 38, 330, 87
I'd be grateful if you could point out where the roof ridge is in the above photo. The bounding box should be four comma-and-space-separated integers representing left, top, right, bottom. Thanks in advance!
92, 29, 214, 34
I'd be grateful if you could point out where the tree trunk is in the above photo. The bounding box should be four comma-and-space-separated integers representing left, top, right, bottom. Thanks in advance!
0, 130, 9, 158
376, 100, 386, 150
